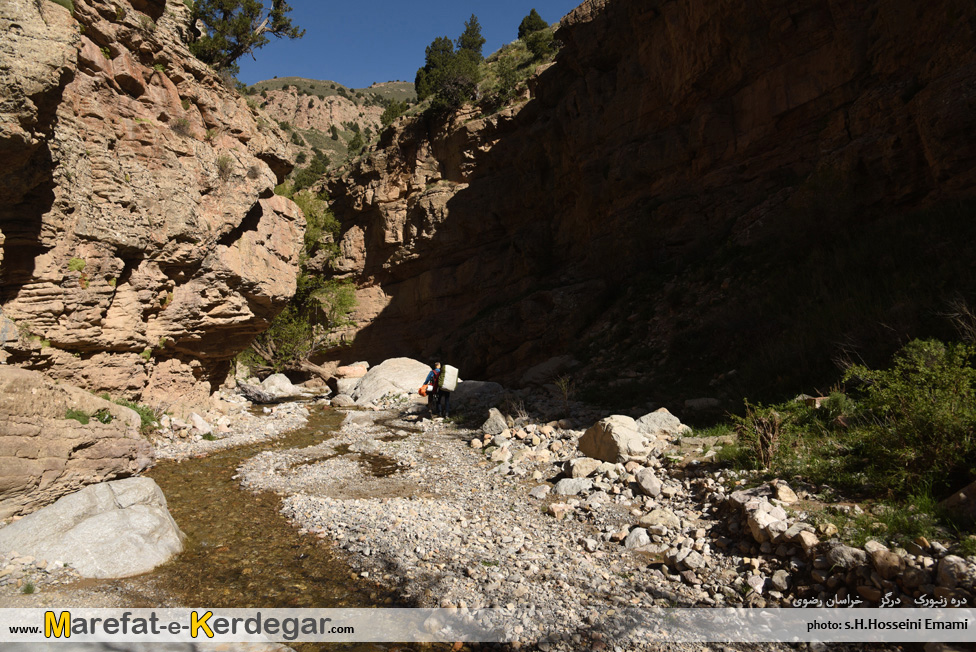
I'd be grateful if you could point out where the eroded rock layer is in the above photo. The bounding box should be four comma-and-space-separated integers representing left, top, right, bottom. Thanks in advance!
0, 367, 153, 518
328, 0, 976, 388
0, 0, 303, 408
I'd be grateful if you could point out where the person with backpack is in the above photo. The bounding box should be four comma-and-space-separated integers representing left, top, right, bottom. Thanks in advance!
422, 362, 441, 417
437, 363, 458, 418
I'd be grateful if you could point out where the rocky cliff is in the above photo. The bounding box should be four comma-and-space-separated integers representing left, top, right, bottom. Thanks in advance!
250, 79, 415, 173
0, 0, 303, 409
259, 88, 383, 136
328, 0, 976, 400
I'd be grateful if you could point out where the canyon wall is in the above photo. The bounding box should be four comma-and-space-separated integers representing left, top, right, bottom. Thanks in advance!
328, 0, 976, 396
0, 0, 304, 409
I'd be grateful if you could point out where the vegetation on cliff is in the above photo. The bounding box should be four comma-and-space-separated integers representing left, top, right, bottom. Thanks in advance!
518, 9, 548, 39
242, 186, 355, 377
246, 78, 416, 172
190, 0, 305, 72
415, 15, 486, 113
413, 12, 557, 115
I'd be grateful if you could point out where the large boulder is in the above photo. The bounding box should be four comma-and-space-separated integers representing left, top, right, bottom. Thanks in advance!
578, 415, 651, 463
260, 373, 307, 400
239, 382, 276, 404
482, 408, 509, 436
352, 358, 431, 406
328, 377, 362, 397
336, 363, 369, 378
0, 477, 185, 578
452, 380, 505, 410
636, 408, 690, 440
0, 367, 153, 518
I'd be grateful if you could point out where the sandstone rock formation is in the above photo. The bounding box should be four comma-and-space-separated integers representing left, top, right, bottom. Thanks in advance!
0, 367, 152, 518
326, 0, 976, 391
0, 477, 184, 578
259, 88, 383, 137
0, 0, 303, 409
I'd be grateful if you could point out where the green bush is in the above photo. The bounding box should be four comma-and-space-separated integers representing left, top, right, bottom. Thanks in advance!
244, 183, 355, 376
292, 192, 339, 258
216, 155, 234, 181
844, 339, 976, 496
66, 409, 90, 425
732, 401, 787, 469
189, 0, 303, 72
526, 30, 557, 59
414, 18, 484, 113
482, 57, 521, 113
68, 258, 86, 272
291, 152, 330, 192
113, 398, 159, 435
380, 100, 408, 127
347, 131, 364, 153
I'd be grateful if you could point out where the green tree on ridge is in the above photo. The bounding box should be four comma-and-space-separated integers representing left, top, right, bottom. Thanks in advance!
191, 0, 304, 72
518, 8, 548, 39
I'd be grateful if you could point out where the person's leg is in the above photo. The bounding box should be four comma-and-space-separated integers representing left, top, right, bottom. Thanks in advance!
442, 391, 451, 417
428, 391, 436, 416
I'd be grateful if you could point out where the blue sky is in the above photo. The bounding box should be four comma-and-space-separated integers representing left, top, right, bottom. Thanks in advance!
236, 0, 584, 88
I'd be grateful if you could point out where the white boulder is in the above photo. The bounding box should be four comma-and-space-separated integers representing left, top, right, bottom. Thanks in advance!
0, 478, 185, 578
352, 358, 431, 406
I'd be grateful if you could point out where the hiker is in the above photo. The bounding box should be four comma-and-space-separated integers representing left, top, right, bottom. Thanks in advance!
423, 362, 441, 417
437, 363, 458, 417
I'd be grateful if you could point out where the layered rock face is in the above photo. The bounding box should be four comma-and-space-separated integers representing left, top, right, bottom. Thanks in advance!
0, 367, 152, 518
329, 0, 976, 386
0, 0, 303, 408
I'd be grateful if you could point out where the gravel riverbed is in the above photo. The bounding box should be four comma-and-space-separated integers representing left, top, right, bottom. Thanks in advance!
238, 402, 913, 652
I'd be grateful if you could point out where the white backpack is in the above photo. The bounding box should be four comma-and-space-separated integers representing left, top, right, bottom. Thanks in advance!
439, 364, 459, 392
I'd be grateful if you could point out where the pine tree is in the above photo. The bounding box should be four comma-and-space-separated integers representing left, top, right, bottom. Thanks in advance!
415, 36, 455, 101
414, 18, 483, 112
191, 0, 304, 72
518, 8, 548, 39
457, 14, 486, 61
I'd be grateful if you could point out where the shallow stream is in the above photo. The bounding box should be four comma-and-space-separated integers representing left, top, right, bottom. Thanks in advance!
109, 404, 422, 651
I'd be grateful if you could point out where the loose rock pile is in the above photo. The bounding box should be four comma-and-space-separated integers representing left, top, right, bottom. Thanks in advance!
721, 484, 976, 607
0, 550, 80, 594
154, 391, 313, 461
